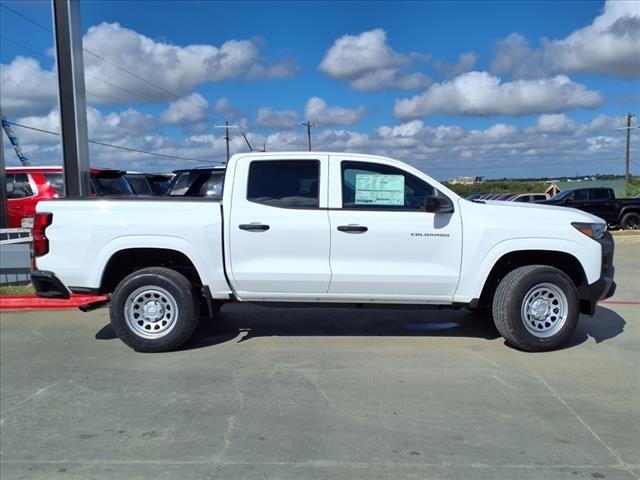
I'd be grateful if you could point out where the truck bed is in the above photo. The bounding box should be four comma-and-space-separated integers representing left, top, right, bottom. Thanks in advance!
36, 199, 231, 298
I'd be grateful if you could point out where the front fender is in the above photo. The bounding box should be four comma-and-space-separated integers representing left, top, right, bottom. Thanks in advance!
454, 237, 600, 302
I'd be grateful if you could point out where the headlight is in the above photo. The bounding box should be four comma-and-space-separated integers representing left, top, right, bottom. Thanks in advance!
572, 222, 607, 240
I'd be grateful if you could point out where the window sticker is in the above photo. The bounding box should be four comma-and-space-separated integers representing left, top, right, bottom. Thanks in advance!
355, 174, 405, 205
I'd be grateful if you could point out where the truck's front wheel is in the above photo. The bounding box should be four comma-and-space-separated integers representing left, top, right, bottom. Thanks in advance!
110, 267, 200, 352
492, 265, 578, 352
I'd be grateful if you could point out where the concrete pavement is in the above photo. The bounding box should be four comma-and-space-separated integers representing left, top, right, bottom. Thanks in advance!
1, 237, 638, 479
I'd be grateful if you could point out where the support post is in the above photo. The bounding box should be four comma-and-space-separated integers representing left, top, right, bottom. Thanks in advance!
0, 127, 8, 228
52, 0, 91, 198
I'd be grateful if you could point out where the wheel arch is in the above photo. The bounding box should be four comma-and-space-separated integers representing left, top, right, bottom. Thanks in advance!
99, 247, 203, 294
478, 250, 587, 310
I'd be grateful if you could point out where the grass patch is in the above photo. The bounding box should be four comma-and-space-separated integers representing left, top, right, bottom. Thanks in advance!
0, 284, 35, 295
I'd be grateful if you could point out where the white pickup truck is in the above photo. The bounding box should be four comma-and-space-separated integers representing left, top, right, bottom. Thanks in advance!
31, 152, 615, 352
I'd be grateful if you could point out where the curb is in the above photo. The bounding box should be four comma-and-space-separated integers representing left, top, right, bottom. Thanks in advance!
611, 230, 640, 236
0, 294, 107, 310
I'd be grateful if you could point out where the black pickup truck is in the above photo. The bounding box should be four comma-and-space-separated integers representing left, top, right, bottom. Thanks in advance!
540, 187, 640, 229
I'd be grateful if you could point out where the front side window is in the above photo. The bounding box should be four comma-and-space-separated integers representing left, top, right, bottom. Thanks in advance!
571, 189, 588, 201
247, 160, 319, 208
341, 161, 435, 210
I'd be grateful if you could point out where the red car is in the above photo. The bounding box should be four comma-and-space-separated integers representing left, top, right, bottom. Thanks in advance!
5, 166, 134, 228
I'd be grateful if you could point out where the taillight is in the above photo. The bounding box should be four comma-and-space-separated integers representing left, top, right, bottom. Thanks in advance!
33, 212, 53, 257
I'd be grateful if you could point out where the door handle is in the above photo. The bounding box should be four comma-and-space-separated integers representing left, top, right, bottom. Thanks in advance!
337, 224, 368, 234
239, 223, 270, 232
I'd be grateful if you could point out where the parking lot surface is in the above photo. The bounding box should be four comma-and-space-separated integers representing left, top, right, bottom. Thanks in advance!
1, 237, 638, 480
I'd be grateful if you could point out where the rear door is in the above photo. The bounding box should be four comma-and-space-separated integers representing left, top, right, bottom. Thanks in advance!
228, 156, 331, 297
327, 156, 462, 302
587, 189, 617, 223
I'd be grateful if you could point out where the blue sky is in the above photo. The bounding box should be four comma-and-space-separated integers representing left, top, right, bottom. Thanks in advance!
1, 0, 639, 179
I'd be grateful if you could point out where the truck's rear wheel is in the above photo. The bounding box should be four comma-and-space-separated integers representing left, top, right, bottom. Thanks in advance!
492, 265, 578, 352
110, 267, 200, 352
620, 212, 640, 230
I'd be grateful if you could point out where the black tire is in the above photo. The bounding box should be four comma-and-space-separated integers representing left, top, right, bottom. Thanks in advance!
620, 212, 640, 230
492, 265, 578, 352
109, 267, 200, 352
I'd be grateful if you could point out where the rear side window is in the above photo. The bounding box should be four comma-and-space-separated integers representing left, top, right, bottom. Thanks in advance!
6, 174, 34, 199
92, 176, 134, 195
126, 176, 153, 195
532, 195, 547, 201
169, 171, 224, 198
247, 160, 319, 208
592, 189, 612, 200
43, 173, 64, 195
513, 195, 530, 202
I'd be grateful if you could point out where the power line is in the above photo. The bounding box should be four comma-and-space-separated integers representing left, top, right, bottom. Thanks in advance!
0, 3, 50, 33
0, 3, 193, 103
0, 36, 160, 105
4, 120, 215, 163
0, 32, 217, 125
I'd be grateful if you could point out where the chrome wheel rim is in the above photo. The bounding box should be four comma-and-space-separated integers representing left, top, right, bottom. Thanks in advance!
124, 286, 178, 339
521, 282, 568, 338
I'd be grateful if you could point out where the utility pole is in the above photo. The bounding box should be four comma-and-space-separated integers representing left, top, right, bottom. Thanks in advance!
618, 113, 637, 192
625, 113, 634, 191
300, 121, 317, 151
214, 120, 239, 162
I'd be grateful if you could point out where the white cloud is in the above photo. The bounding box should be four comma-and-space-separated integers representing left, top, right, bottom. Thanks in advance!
319, 29, 431, 91
394, 71, 603, 118
0, 57, 58, 117
434, 52, 478, 77
255, 107, 299, 129
492, 0, 640, 78
160, 93, 209, 125
82, 23, 295, 98
214, 97, 239, 119
5, 108, 630, 180
304, 97, 365, 126
528, 114, 577, 134
0, 22, 295, 117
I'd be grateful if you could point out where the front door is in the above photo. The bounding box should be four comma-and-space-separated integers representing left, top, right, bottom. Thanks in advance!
228, 157, 331, 297
327, 158, 462, 302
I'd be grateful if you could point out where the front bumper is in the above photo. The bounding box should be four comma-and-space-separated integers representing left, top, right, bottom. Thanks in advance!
577, 232, 616, 315
31, 270, 70, 299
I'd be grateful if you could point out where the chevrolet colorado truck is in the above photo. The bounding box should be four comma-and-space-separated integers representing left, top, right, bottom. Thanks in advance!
31, 152, 616, 352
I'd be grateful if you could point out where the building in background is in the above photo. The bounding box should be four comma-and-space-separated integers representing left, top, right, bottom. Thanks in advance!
449, 176, 485, 185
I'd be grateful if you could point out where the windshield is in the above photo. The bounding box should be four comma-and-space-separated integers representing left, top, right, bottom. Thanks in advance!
550, 190, 571, 200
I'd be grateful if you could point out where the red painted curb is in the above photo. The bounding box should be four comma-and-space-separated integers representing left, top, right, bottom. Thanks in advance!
0, 294, 107, 310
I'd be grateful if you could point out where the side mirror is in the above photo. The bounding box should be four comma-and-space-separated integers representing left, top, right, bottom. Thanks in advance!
424, 195, 454, 214
563, 196, 571, 204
